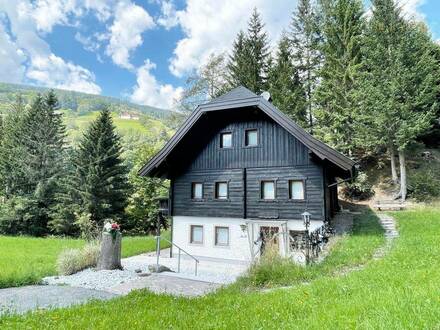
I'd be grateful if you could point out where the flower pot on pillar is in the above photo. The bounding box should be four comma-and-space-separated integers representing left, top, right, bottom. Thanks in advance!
97, 223, 122, 270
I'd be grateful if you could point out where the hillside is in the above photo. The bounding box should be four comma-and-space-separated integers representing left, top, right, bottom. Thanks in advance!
0, 82, 171, 119
0, 82, 181, 143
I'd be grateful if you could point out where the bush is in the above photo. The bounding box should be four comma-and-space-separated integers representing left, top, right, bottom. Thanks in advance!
409, 168, 440, 202
0, 197, 48, 236
341, 171, 375, 201
243, 242, 307, 287
57, 241, 100, 275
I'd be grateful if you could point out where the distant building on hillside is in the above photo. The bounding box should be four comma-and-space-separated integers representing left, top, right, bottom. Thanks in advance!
119, 112, 140, 120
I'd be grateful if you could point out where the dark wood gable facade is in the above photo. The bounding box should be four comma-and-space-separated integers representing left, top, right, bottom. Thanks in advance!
140, 86, 356, 223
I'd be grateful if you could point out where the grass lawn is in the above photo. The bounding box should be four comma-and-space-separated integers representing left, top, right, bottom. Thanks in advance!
0, 232, 170, 289
8, 207, 440, 328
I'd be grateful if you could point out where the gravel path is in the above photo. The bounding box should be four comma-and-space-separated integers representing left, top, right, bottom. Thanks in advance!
0, 285, 116, 316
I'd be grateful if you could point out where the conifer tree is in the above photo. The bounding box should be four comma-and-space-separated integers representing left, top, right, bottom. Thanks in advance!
290, 0, 322, 132
360, 0, 439, 200
73, 108, 129, 227
268, 33, 307, 127
0, 92, 67, 235
314, 0, 365, 156
227, 8, 270, 94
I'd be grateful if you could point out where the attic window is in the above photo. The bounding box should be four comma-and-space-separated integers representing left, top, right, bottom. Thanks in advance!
245, 129, 258, 147
220, 132, 232, 148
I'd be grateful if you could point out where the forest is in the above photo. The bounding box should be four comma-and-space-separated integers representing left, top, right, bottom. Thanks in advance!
0, 0, 439, 238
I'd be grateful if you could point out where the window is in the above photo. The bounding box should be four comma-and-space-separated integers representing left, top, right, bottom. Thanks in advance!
245, 129, 258, 147
289, 180, 305, 200
215, 226, 229, 246
190, 225, 203, 244
261, 181, 276, 200
191, 182, 203, 200
215, 182, 228, 200
220, 132, 232, 148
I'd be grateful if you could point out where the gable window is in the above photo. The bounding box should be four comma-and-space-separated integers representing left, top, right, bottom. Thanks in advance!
191, 182, 203, 200
190, 225, 203, 244
220, 132, 232, 148
215, 226, 229, 246
215, 182, 228, 200
261, 180, 276, 200
289, 180, 305, 200
245, 129, 258, 147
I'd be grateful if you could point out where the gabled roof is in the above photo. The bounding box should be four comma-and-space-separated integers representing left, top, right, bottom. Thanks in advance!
139, 86, 356, 178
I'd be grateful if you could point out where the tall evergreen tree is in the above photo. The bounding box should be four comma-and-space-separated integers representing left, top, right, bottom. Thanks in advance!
360, 0, 439, 200
290, 0, 322, 132
314, 0, 365, 156
0, 92, 66, 235
227, 8, 270, 94
0, 96, 27, 197
73, 108, 129, 227
268, 33, 308, 127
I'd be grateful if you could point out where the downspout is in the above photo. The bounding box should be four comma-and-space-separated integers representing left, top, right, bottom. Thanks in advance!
243, 168, 247, 219
169, 179, 174, 258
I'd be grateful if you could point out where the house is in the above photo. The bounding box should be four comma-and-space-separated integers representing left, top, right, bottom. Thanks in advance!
119, 111, 140, 120
139, 86, 356, 263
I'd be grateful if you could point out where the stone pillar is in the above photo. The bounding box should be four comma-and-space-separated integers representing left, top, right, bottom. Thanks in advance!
97, 232, 122, 270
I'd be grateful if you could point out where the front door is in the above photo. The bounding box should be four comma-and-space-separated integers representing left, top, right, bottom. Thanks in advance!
259, 226, 279, 255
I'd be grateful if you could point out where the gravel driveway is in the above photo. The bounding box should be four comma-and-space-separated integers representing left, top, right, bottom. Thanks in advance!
0, 251, 248, 316
0, 285, 116, 316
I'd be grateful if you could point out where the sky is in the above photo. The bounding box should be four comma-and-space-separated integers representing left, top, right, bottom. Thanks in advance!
0, 0, 439, 110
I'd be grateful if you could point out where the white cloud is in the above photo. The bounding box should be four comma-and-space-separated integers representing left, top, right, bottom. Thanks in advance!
19, 0, 113, 33
0, 1, 101, 94
131, 59, 183, 109
27, 54, 101, 94
0, 22, 26, 83
105, 1, 155, 70
168, 0, 297, 77
398, 0, 426, 21
157, 0, 179, 30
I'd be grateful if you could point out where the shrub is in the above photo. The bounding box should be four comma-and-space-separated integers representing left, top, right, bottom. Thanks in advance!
57, 241, 100, 275
74, 212, 100, 241
409, 168, 440, 202
341, 171, 375, 201
243, 242, 307, 287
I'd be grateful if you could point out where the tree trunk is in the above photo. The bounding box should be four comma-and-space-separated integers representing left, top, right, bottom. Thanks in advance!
389, 143, 398, 184
398, 149, 407, 201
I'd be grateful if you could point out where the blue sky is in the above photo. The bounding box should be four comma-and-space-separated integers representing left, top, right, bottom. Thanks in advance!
0, 0, 438, 109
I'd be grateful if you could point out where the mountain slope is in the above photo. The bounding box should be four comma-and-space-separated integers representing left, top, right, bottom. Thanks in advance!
0, 82, 171, 119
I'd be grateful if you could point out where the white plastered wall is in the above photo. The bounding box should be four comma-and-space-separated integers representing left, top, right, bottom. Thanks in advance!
172, 216, 324, 262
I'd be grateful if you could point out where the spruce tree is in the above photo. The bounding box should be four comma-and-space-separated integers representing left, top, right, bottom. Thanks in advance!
227, 8, 270, 93
73, 108, 129, 227
0, 92, 66, 235
0, 96, 27, 197
360, 0, 439, 200
290, 0, 322, 132
314, 0, 365, 156
268, 33, 308, 127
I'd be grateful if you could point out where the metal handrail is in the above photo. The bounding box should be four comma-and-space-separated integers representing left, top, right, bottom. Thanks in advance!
155, 236, 200, 276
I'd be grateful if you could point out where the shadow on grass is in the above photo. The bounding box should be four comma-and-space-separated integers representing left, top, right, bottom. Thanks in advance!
230, 204, 385, 290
